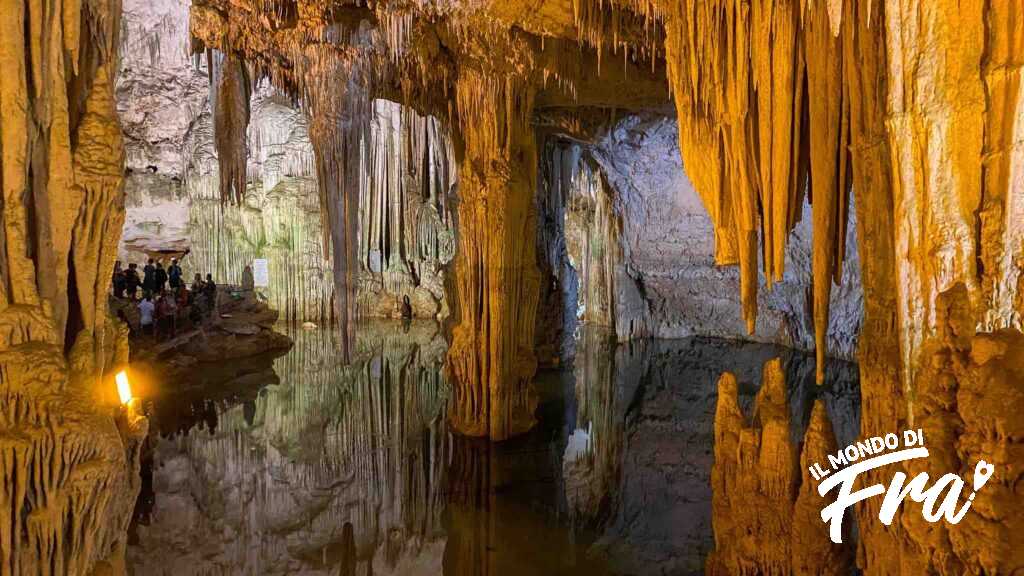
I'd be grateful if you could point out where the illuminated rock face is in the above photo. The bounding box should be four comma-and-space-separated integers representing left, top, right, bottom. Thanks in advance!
0, 0, 147, 572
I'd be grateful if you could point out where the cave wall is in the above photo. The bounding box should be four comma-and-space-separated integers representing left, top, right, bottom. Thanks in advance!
0, 0, 148, 572
117, 0, 454, 323
546, 114, 863, 360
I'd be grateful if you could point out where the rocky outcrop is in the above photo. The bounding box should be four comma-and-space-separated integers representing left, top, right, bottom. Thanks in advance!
115, 290, 293, 399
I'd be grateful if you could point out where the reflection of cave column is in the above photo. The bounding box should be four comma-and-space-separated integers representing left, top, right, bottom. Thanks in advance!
444, 439, 494, 576
563, 328, 622, 522
447, 71, 540, 440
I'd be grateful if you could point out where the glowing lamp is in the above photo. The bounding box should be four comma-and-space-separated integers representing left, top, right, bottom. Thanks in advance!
115, 371, 133, 405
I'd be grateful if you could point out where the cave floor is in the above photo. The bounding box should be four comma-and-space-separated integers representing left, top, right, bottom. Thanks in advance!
125, 322, 860, 576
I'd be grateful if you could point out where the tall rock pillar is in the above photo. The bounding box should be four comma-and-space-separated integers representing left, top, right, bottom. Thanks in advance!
447, 70, 541, 440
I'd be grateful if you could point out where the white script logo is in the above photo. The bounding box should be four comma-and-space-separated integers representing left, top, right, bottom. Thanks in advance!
809, 430, 995, 543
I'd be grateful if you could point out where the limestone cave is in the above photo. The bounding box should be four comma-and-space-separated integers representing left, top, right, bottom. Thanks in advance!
0, 0, 1021, 574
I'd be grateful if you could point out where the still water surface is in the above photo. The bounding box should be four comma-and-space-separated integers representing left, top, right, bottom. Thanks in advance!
127, 321, 859, 575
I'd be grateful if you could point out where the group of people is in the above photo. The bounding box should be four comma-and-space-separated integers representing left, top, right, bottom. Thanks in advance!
112, 257, 219, 339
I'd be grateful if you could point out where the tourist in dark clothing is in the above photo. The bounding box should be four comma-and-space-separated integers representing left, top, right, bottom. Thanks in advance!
112, 261, 125, 298
203, 274, 217, 312
142, 259, 156, 293
154, 262, 168, 293
401, 295, 413, 320
168, 258, 183, 289
125, 264, 141, 299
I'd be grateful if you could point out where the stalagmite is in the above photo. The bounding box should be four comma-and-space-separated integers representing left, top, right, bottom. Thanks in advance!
706, 359, 852, 575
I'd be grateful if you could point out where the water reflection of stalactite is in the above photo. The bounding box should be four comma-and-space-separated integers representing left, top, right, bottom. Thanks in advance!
563, 328, 624, 525
129, 322, 451, 575
706, 357, 854, 575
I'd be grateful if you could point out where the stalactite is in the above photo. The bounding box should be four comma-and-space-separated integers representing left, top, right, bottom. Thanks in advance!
213, 52, 252, 205
803, 0, 851, 383
446, 69, 541, 440
306, 68, 369, 360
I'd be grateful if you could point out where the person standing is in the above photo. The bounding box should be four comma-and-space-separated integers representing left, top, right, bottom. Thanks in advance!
142, 259, 156, 293
159, 292, 178, 338
203, 274, 218, 313
168, 258, 183, 290
138, 294, 155, 337
154, 262, 168, 293
125, 264, 141, 300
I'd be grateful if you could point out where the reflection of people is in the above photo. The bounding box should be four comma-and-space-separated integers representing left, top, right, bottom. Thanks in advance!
242, 265, 254, 290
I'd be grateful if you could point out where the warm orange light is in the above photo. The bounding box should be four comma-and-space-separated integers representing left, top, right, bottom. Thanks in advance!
116, 371, 132, 405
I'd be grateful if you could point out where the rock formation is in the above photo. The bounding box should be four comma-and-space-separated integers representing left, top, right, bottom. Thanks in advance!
706, 359, 852, 575
182, 29, 1024, 573
118, 0, 457, 324
542, 116, 863, 360
0, 0, 147, 572
5, 0, 1021, 569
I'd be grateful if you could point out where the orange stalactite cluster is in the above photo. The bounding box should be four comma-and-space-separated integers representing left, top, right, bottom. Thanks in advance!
662, 0, 850, 382
213, 52, 252, 205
